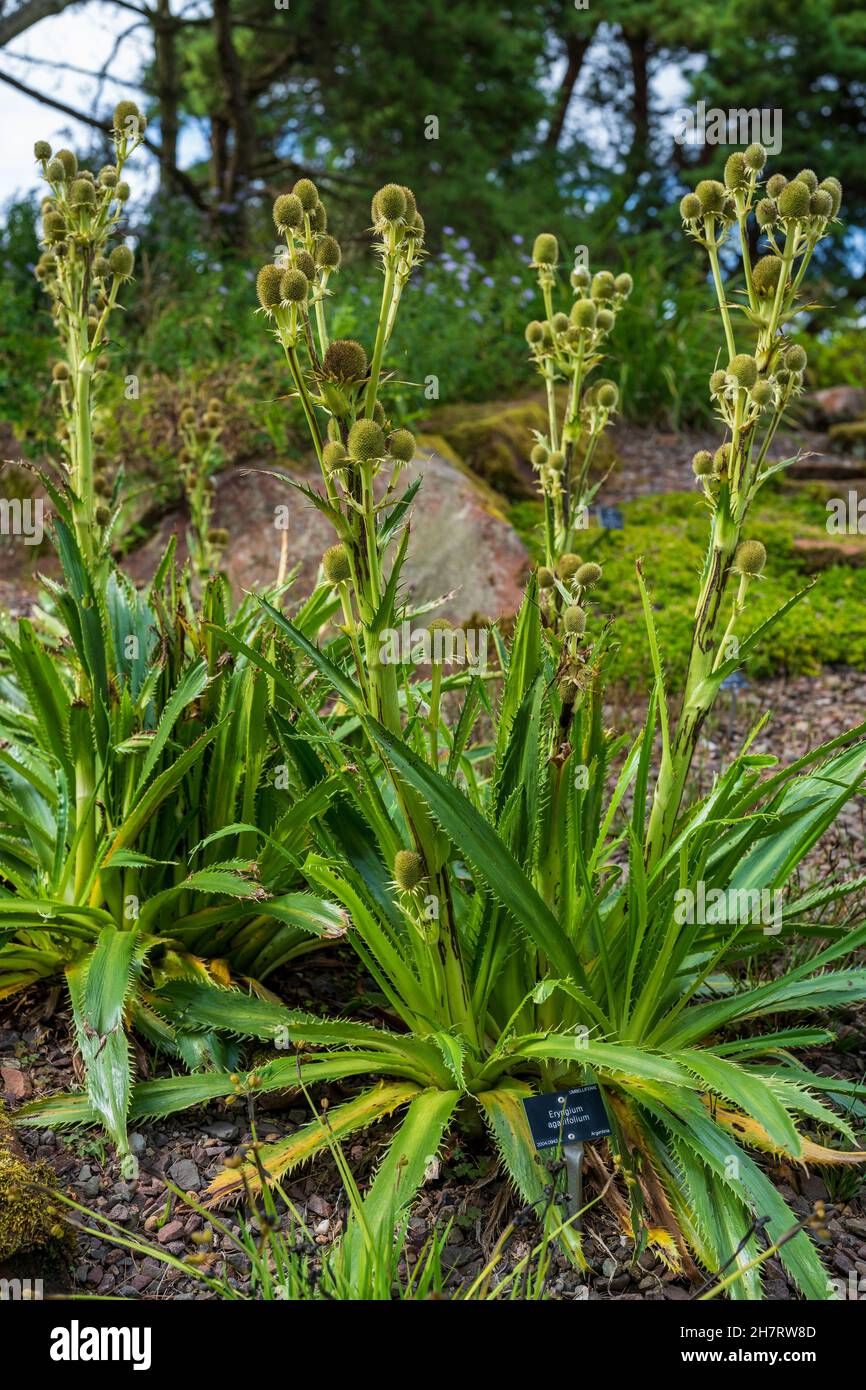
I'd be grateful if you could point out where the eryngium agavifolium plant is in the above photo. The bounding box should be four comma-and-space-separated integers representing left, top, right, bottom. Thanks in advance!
91, 164, 866, 1299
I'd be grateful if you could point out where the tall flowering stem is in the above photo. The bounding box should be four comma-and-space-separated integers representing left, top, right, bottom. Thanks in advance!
645, 147, 842, 862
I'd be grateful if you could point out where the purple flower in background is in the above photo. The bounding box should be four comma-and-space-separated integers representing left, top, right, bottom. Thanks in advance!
470, 309, 483, 323
522, 288, 534, 301
512, 234, 524, 245
510, 276, 522, 286
443, 225, 455, 236
455, 236, 470, 251
455, 298, 465, 307
483, 276, 495, 288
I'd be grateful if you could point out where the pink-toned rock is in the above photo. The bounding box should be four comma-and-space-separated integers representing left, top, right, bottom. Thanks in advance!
156, 1219, 185, 1245
125, 449, 531, 626
791, 536, 866, 571
808, 386, 866, 426
1, 1064, 32, 1100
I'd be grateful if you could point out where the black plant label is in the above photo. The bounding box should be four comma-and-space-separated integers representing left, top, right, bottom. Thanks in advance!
522, 1085, 612, 1150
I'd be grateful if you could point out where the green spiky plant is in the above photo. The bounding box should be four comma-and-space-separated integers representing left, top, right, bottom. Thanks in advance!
17, 154, 866, 1300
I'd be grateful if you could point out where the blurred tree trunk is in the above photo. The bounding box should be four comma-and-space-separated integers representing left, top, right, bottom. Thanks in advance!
545, 31, 592, 150
153, 0, 179, 194
624, 28, 650, 180
210, 0, 254, 242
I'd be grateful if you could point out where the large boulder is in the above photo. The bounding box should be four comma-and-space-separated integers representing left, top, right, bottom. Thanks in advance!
806, 386, 866, 427
125, 448, 531, 626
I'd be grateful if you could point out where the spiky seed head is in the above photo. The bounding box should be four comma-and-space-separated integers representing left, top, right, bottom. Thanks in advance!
596, 381, 619, 409
69, 178, 95, 208
273, 193, 303, 231
708, 368, 727, 396
810, 190, 833, 218
785, 343, 807, 372
375, 183, 407, 222
696, 179, 727, 214
115, 181, 130, 201
547, 450, 565, 472
312, 203, 328, 233
256, 263, 284, 310
348, 418, 386, 461
551, 312, 570, 335
775, 367, 791, 387
393, 850, 424, 891
316, 235, 342, 269
532, 233, 558, 266
530, 443, 549, 467
563, 605, 586, 635
372, 400, 386, 426
556, 552, 582, 581
51, 361, 69, 382
280, 267, 308, 303
692, 449, 714, 477
777, 180, 811, 219
570, 299, 597, 329
575, 561, 602, 587
323, 338, 367, 381
765, 174, 787, 200
322, 442, 347, 472
292, 178, 319, 211
679, 193, 702, 221
614, 272, 633, 296
388, 429, 416, 463
755, 198, 778, 229
399, 186, 417, 221
525, 320, 545, 344
570, 266, 591, 290
45, 158, 66, 182
596, 308, 615, 333
794, 168, 819, 192
724, 152, 748, 189
56, 148, 77, 179
34, 140, 52, 161
113, 100, 144, 135
727, 353, 758, 389
713, 444, 731, 472
750, 379, 773, 407
735, 539, 766, 576
322, 543, 351, 584
97, 166, 117, 189
752, 255, 784, 296
292, 250, 315, 281
537, 565, 555, 589
108, 244, 134, 279
42, 212, 65, 244
207, 527, 230, 547
591, 270, 616, 300
743, 142, 767, 172
819, 177, 842, 216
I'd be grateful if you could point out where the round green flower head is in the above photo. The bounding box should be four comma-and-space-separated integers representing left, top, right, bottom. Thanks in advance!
295, 249, 317, 280
273, 193, 303, 232
556, 553, 582, 581
810, 190, 833, 218
614, 272, 633, 296
766, 173, 787, 199
777, 180, 811, 219
525, 320, 545, 344
571, 266, 591, 290
692, 450, 713, 477
46, 158, 66, 182
735, 539, 766, 577
752, 255, 784, 297
530, 444, 549, 468
713, 443, 731, 473
563, 605, 586, 636
108, 244, 134, 279
595, 308, 615, 332
95, 504, 112, 527
322, 543, 352, 584
51, 361, 69, 382
537, 565, 555, 589
316, 235, 342, 269
323, 338, 367, 381
99, 167, 118, 188
575, 562, 602, 587
570, 299, 597, 329
532, 233, 558, 266
743, 143, 767, 172
756, 198, 778, 229
311, 203, 328, 233
596, 382, 619, 410
727, 354, 758, 390
115, 181, 130, 201
376, 183, 407, 222
69, 178, 95, 208
322, 441, 347, 472
398, 186, 417, 222
591, 270, 616, 300
680, 193, 702, 221
256, 264, 283, 311
709, 369, 728, 396
785, 344, 807, 372
552, 311, 570, 335
388, 429, 416, 463
547, 450, 565, 472
280, 267, 308, 303
394, 849, 424, 891
207, 527, 230, 548
750, 379, 773, 408
819, 177, 842, 216
794, 169, 818, 192
113, 100, 144, 135
292, 178, 319, 211
695, 179, 727, 214
55, 148, 77, 179
724, 153, 748, 190
348, 418, 386, 461
34, 140, 52, 161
